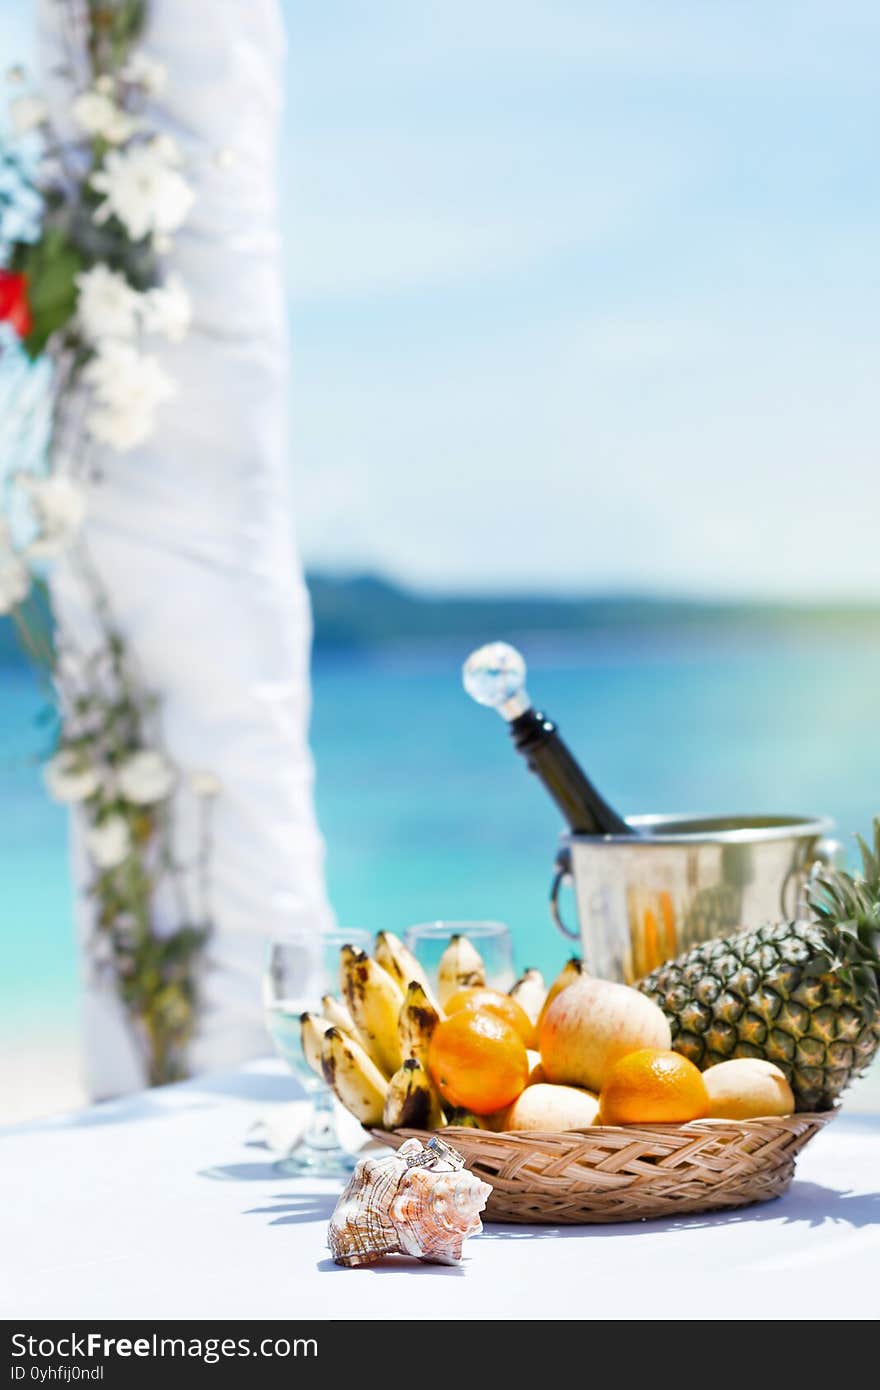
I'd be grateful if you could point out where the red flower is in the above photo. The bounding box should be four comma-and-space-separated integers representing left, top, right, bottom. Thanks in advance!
0, 269, 33, 339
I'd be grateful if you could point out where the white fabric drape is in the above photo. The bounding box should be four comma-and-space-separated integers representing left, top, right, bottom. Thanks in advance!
39, 0, 333, 1096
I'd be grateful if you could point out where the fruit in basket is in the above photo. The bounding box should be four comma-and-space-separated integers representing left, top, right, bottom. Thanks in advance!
383, 1058, 445, 1130
638, 822, 880, 1111
702, 1058, 794, 1119
444, 986, 536, 1048
499, 1082, 599, 1132
428, 1009, 529, 1114
321, 1026, 389, 1126
526, 1049, 545, 1083
539, 975, 671, 1091
321, 993, 363, 1044
398, 980, 441, 1068
598, 1048, 709, 1125
509, 968, 547, 1026
300, 1011, 333, 1078
437, 933, 486, 1005
340, 944, 404, 1078
445, 1108, 487, 1128
537, 956, 585, 1031
375, 931, 443, 1015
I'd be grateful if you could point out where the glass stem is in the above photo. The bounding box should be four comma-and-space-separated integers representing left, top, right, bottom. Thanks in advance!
303, 1085, 340, 1152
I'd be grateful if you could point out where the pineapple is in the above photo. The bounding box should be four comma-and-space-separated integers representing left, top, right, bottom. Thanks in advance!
638, 821, 880, 1111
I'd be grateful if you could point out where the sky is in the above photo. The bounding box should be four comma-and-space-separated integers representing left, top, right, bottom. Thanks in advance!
4, 2, 880, 598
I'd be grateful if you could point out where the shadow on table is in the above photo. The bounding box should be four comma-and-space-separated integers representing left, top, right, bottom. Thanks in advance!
199, 1159, 293, 1182
315, 1256, 465, 1278
185, 1073, 301, 1104
16, 1094, 213, 1133
10, 1070, 301, 1136
479, 1181, 880, 1239
242, 1193, 340, 1226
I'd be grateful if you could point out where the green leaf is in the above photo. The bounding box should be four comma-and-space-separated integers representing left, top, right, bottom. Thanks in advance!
20, 226, 83, 358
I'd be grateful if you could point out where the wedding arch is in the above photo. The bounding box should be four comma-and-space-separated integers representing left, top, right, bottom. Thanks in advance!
0, 0, 332, 1094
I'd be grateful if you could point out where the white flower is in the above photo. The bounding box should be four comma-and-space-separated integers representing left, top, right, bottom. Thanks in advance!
18, 473, 87, 559
0, 523, 29, 612
10, 93, 47, 135
121, 52, 166, 96
44, 749, 101, 803
72, 88, 137, 145
190, 769, 222, 798
75, 264, 141, 342
142, 275, 190, 342
213, 147, 235, 170
94, 75, 115, 97
90, 137, 194, 242
86, 815, 131, 870
117, 749, 175, 804
83, 342, 174, 451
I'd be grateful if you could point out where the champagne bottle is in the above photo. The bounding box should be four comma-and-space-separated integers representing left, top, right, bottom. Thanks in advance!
462, 641, 634, 835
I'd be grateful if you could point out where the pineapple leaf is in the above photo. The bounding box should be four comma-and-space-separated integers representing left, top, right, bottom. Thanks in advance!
856, 825, 880, 888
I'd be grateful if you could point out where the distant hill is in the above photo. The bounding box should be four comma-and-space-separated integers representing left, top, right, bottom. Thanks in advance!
2, 572, 880, 668
306, 571, 880, 650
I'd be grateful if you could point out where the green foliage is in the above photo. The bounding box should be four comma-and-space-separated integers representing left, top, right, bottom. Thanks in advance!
87, 1, 147, 75
13, 226, 82, 358
3, 0, 210, 1090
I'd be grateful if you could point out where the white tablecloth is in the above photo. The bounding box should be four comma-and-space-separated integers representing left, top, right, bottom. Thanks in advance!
2, 1061, 877, 1320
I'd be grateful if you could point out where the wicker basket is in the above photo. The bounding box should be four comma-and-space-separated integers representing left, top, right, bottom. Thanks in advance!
372, 1111, 834, 1224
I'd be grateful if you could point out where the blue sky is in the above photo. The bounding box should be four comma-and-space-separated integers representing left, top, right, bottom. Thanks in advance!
5, 2, 880, 597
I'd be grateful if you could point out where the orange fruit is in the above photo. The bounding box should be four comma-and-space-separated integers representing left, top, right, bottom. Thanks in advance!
428, 1010, 529, 1115
598, 1048, 709, 1125
444, 986, 536, 1048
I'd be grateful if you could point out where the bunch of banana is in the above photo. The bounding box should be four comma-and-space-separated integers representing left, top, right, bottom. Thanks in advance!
382, 1058, 444, 1129
321, 1027, 388, 1126
398, 980, 440, 1068
337, 944, 403, 1076
375, 931, 443, 1015
383, 978, 447, 1128
300, 930, 525, 1132
437, 933, 486, 1004
509, 967, 546, 1025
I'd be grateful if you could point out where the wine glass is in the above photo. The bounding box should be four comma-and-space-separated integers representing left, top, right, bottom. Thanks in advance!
403, 920, 515, 994
263, 926, 371, 1177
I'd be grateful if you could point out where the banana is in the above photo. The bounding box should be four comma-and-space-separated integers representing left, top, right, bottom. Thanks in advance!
320, 1026, 388, 1127
436, 933, 485, 1005
509, 967, 547, 1025
320, 993, 360, 1041
537, 957, 585, 1031
526, 1048, 545, 1084
382, 1058, 445, 1130
340, 944, 404, 1077
300, 1012, 333, 1080
398, 980, 441, 1068
374, 931, 443, 1015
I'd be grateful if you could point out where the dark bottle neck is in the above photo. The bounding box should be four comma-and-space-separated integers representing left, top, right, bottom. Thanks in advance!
508, 708, 632, 836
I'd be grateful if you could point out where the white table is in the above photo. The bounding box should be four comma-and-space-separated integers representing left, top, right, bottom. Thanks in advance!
2, 1061, 877, 1320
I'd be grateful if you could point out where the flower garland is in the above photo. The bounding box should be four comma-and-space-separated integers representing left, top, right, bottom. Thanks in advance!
0, 1, 217, 1086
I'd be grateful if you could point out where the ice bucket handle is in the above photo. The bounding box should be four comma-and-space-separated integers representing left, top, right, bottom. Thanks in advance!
781, 836, 845, 916
549, 846, 580, 941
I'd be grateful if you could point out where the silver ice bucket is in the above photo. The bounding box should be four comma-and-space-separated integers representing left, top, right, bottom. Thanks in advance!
549, 813, 841, 983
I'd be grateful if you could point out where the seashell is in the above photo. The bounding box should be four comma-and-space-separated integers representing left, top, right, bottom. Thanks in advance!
328, 1136, 492, 1267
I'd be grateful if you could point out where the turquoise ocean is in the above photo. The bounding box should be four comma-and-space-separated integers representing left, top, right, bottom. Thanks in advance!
3, 622, 880, 1062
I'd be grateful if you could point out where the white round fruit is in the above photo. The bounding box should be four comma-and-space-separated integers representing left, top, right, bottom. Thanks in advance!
703, 1058, 795, 1119
499, 1083, 599, 1132
539, 975, 671, 1092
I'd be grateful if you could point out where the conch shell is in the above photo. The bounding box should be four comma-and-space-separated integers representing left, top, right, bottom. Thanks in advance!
328, 1136, 492, 1267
